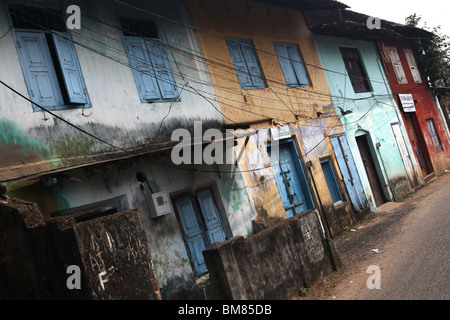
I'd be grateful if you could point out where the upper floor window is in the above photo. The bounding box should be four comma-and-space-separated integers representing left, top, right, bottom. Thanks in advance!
404, 49, 422, 83
226, 39, 265, 89
273, 43, 310, 87
340, 47, 372, 93
386, 46, 408, 84
120, 17, 178, 102
8, 4, 90, 111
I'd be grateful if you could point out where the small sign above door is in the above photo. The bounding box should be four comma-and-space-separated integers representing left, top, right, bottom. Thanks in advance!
399, 94, 416, 112
270, 126, 291, 141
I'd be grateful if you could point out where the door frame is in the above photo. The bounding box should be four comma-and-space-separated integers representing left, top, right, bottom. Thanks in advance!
355, 133, 388, 207
267, 138, 315, 218
172, 186, 228, 278
329, 134, 368, 212
391, 122, 419, 188
403, 112, 434, 177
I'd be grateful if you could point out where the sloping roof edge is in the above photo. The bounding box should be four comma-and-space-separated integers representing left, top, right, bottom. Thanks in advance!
303, 9, 434, 40
254, 0, 349, 10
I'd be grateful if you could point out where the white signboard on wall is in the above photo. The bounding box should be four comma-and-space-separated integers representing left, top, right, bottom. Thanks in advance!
270, 126, 291, 141
399, 94, 416, 112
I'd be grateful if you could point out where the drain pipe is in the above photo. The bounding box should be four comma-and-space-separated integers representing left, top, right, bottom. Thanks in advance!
307, 161, 341, 271
306, 161, 333, 239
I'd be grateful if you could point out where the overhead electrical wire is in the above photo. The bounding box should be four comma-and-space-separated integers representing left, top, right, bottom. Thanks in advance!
17, 5, 397, 105
0, 3, 428, 175
10, 5, 426, 117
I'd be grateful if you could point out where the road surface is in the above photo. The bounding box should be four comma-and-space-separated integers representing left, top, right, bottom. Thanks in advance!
302, 172, 450, 300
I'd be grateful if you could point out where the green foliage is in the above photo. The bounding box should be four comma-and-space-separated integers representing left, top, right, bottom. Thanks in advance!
405, 14, 450, 96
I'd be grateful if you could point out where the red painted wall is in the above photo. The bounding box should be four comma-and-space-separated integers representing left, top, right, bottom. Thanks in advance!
379, 40, 450, 176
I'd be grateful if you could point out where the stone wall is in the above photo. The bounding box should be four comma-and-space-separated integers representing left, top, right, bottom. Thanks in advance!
203, 210, 341, 300
0, 197, 160, 299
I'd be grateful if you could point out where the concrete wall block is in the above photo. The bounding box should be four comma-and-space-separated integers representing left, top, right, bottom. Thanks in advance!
0, 197, 161, 299
204, 210, 339, 300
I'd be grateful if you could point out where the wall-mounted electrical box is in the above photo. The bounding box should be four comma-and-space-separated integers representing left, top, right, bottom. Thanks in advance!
146, 191, 173, 218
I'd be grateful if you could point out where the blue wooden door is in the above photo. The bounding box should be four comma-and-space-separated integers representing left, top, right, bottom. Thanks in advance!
269, 142, 313, 218
175, 196, 208, 276
330, 135, 368, 211
175, 189, 226, 277
196, 190, 226, 245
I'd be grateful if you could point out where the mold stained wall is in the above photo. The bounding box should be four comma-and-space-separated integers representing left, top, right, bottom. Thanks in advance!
0, 0, 223, 181
313, 35, 422, 207
8, 154, 257, 299
187, 0, 352, 228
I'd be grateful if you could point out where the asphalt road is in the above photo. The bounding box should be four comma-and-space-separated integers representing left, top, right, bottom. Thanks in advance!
311, 172, 450, 300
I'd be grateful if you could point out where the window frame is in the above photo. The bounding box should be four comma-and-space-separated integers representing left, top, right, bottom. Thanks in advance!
404, 48, 422, 84
226, 38, 266, 90
320, 159, 343, 204
172, 187, 228, 278
119, 16, 179, 103
7, 2, 91, 112
339, 47, 372, 94
426, 118, 444, 153
386, 46, 408, 84
273, 42, 311, 87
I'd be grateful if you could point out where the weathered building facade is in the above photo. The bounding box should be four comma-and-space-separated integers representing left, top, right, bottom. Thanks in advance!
304, 10, 427, 210
0, 0, 261, 299
186, 0, 369, 239
2, 0, 448, 300
378, 39, 450, 177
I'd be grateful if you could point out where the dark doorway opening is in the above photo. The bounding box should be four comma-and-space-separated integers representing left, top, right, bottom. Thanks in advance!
356, 134, 386, 207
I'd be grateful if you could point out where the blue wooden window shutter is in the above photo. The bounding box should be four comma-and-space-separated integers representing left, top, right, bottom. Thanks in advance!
226, 39, 265, 89
274, 43, 310, 87
146, 39, 178, 99
52, 32, 88, 104
124, 36, 178, 102
15, 31, 64, 108
124, 37, 161, 101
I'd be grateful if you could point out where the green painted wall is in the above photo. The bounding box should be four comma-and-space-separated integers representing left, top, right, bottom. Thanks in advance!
312, 35, 421, 208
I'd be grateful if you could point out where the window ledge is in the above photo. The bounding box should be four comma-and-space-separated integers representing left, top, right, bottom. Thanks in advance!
32, 103, 91, 112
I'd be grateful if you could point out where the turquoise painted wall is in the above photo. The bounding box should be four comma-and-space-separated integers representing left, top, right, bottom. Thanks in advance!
312, 35, 421, 208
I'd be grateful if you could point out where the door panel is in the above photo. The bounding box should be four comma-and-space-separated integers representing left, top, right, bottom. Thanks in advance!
330, 135, 368, 211
391, 123, 418, 188
196, 189, 226, 245
404, 114, 433, 176
356, 135, 386, 206
270, 142, 312, 218
175, 196, 208, 276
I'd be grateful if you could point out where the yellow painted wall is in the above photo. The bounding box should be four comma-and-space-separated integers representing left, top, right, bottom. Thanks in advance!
187, 0, 354, 234
187, 0, 334, 124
